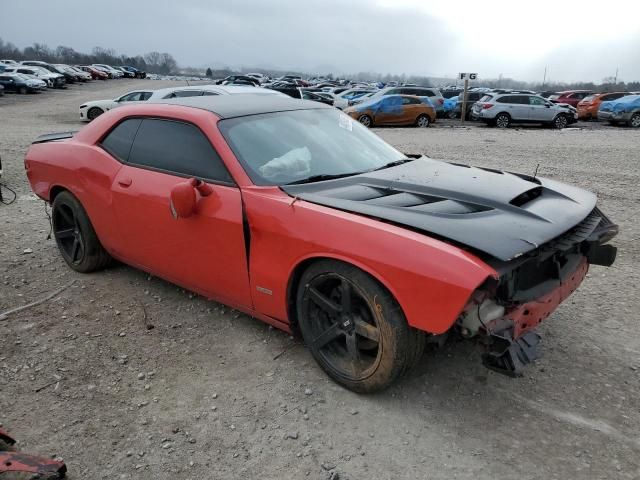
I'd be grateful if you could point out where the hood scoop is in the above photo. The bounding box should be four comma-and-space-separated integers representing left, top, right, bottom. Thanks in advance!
283, 157, 597, 261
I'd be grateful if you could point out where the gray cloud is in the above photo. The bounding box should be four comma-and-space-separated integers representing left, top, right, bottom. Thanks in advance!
1, 0, 638, 82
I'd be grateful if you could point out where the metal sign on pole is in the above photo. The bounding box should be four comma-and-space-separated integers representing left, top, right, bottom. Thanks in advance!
458, 73, 478, 125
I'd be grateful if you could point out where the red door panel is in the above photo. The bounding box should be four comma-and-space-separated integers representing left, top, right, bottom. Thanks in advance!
111, 165, 252, 309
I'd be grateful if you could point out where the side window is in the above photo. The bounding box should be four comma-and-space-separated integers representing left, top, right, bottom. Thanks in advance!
529, 96, 546, 105
119, 92, 144, 102
402, 96, 420, 105
175, 90, 204, 98
100, 118, 142, 162
128, 119, 233, 183
140, 92, 153, 100
201, 91, 219, 96
497, 96, 516, 104
386, 89, 400, 95
382, 96, 403, 106
605, 93, 624, 101
164, 90, 202, 99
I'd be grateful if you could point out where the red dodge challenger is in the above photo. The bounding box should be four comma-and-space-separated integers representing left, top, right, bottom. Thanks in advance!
24, 95, 618, 392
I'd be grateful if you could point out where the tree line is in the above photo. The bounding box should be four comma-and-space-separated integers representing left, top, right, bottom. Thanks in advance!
0, 38, 177, 74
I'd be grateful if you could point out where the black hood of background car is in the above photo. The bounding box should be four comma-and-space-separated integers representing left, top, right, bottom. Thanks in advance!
282, 157, 597, 261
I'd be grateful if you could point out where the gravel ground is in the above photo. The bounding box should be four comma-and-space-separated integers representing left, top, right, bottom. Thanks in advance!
0, 80, 639, 480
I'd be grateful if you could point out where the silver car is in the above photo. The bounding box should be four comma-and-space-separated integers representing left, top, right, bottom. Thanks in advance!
472, 93, 577, 129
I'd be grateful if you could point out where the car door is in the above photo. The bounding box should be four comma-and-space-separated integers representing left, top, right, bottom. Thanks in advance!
527, 95, 554, 121
399, 96, 423, 124
496, 95, 525, 120
108, 117, 253, 308
373, 96, 404, 125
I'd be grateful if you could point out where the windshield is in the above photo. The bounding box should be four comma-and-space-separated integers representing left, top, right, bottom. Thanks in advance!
219, 108, 405, 186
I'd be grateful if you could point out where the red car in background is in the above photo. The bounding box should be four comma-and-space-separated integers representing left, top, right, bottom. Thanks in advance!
78, 65, 108, 80
23, 96, 618, 392
550, 90, 594, 107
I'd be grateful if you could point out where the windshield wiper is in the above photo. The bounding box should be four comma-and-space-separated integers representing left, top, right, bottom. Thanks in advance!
285, 172, 365, 185
371, 158, 414, 172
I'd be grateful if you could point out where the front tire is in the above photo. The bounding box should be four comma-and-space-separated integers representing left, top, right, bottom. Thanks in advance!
87, 107, 104, 121
19, 86, 27, 94
553, 114, 568, 129
296, 260, 425, 393
357, 114, 373, 128
52, 191, 112, 273
629, 113, 640, 128
495, 113, 511, 128
416, 114, 431, 128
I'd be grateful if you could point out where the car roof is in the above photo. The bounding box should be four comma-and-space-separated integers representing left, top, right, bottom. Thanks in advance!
146, 94, 331, 119
148, 84, 284, 98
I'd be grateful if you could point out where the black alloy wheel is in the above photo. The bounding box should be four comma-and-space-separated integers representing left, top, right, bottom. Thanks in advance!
52, 191, 112, 272
87, 107, 104, 121
296, 260, 425, 393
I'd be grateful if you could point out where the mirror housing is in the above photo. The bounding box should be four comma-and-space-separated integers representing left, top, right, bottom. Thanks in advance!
169, 181, 197, 219
169, 178, 214, 219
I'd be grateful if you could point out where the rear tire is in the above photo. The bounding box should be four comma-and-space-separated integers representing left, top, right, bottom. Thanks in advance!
495, 113, 511, 128
416, 114, 431, 128
296, 260, 424, 393
52, 191, 112, 273
357, 114, 373, 128
87, 107, 104, 121
629, 113, 640, 128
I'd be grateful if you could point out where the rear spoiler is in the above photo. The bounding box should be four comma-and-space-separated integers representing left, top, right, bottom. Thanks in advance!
32, 131, 77, 144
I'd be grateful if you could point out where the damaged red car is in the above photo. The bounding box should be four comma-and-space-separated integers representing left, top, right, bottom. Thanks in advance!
24, 96, 618, 392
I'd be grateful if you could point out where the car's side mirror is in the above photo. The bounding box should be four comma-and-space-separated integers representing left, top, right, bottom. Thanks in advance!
169, 178, 214, 219
169, 181, 197, 219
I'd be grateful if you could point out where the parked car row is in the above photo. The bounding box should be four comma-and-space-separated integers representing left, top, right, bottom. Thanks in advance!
78, 84, 287, 121
438, 86, 640, 128
0, 58, 146, 97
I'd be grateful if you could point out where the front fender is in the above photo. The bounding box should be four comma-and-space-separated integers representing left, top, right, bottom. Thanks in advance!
243, 188, 497, 334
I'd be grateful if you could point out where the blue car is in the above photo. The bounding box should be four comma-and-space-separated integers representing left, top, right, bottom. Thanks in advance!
443, 96, 458, 116
598, 95, 640, 127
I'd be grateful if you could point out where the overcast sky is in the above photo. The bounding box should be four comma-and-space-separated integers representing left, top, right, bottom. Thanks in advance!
1, 0, 638, 82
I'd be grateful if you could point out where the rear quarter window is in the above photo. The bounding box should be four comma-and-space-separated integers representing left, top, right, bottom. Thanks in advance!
100, 118, 142, 162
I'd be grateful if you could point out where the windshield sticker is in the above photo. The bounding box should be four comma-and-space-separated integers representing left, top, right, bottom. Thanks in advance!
339, 115, 353, 131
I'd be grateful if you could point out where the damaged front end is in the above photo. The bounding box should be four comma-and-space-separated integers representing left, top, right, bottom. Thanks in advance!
457, 206, 618, 377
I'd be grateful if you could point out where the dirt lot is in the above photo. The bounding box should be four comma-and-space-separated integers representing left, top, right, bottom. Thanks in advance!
1, 79, 638, 480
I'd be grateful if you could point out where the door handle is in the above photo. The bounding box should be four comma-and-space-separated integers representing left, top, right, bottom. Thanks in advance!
118, 177, 132, 187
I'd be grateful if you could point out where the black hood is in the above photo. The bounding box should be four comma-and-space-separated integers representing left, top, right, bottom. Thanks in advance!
282, 157, 597, 261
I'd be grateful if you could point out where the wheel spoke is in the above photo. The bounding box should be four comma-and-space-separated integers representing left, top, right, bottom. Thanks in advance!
308, 287, 341, 316
71, 237, 80, 261
56, 228, 75, 239
354, 318, 379, 343
340, 279, 352, 315
59, 207, 74, 226
311, 323, 342, 349
345, 333, 361, 374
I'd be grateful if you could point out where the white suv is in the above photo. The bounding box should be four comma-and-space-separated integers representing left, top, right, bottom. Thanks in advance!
472, 93, 577, 129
